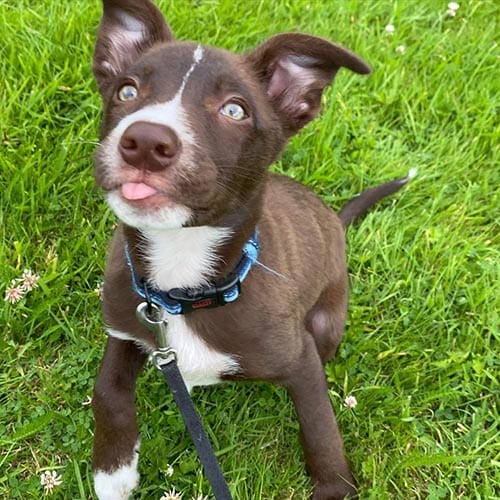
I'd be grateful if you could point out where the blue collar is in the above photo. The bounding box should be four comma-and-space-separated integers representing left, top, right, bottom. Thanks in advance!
124, 229, 260, 315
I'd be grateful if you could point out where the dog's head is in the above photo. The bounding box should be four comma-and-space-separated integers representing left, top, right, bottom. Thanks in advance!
93, 0, 370, 231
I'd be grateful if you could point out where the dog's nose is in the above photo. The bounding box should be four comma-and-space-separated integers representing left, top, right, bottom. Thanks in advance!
119, 121, 180, 171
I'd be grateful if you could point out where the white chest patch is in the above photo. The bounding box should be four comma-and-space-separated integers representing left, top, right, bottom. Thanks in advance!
108, 320, 239, 392
108, 224, 239, 391
163, 315, 239, 391
142, 225, 232, 289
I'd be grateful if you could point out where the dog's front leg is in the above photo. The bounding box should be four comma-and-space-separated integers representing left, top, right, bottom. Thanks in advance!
92, 336, 147, 500
285, 335, 356, 500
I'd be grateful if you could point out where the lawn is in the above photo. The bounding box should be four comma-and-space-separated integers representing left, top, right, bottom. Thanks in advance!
1, 0, 498, 498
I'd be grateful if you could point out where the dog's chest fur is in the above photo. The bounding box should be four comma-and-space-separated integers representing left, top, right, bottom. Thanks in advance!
142, 225, 232, 290
109, 225, 240, 390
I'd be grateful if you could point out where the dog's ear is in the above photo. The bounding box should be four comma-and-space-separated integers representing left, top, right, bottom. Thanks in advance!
93, 0, 173, 92
247, 33, 371, 136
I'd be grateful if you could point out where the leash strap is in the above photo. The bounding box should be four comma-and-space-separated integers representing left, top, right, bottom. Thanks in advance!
128, 228, 259, 499
159, 359, 233, 500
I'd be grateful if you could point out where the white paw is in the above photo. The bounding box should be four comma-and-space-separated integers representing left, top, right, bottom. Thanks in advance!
94, 452, 139, 500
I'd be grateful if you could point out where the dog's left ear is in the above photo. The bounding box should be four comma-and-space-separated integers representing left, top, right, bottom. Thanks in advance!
93, 0, 174, 92
247, 33, 371, 136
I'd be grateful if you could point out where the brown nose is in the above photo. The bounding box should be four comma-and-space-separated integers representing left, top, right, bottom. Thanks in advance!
118, 121, 180, 171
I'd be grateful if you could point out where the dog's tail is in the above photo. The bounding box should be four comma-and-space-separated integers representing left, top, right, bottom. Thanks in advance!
338, 168, 417, 227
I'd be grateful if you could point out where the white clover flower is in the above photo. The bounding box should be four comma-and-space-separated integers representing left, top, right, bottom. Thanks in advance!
344, 395, 358, 409
40, 470, 63, 494
447, 2, 459, 16
165, 464, 174, 477
4, 269, 40, 303
4, 281, 25, 303
21, 269, 40, 291
385, 24, 395, 35
396, 45, 406, 54
160, 489, 182, 500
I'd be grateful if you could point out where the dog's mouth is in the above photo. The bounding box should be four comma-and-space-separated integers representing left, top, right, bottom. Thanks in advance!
105, 180, 193, 230
112, 180, 177, 211
120, 182, 159, 201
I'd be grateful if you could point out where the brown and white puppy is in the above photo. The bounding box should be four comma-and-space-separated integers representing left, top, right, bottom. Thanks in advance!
90, 1, 410, 498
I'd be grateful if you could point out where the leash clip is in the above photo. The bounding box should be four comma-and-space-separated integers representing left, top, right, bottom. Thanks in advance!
151, 347, 177, 369
136, 301, 177, 368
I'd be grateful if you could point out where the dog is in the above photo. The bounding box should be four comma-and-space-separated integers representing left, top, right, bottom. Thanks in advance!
90, 1, 411, 498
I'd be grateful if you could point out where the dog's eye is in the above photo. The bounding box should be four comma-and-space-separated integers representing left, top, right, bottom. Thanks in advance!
117, 84, 138, 102
219, 101, 248, 121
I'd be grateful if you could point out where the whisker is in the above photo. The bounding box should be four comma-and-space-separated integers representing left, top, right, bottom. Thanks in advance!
254, 260, 289, 281
63, 139, 101, 146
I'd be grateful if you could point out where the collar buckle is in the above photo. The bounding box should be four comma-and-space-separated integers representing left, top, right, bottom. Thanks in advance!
167, 272, 241, 314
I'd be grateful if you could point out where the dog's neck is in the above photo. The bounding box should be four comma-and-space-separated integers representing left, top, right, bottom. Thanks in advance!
123, 200, 261, 292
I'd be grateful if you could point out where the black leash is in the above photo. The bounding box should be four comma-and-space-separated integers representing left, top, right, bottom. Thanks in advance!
135, 301, 233, 500
129, 227, 259, 499
159, 360, 233, 500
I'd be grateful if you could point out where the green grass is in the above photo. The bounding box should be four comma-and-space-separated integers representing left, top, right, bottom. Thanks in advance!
1, 0, 498, 498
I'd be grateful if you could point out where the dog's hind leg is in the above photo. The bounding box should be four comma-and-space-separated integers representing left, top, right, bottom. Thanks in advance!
305, 278, 349, 364
92, 336, 147, 500
284, 334, 356, 499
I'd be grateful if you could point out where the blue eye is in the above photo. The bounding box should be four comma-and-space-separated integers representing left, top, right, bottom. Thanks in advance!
219, 101, 248, 120
117, 84, 138, 101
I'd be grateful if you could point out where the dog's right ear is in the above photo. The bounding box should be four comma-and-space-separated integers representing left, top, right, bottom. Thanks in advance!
93, 0, 173, 92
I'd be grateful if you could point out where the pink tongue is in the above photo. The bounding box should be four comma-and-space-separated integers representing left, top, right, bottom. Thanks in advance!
121, 182, 158, 200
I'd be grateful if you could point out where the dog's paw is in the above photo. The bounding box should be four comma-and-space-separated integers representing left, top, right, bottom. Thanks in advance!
94, 455, 139, 500
312, 480, 357, 500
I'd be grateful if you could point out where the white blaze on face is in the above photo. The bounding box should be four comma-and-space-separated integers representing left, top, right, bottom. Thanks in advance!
175, 44, 204, 100
101, 46, 206, 230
